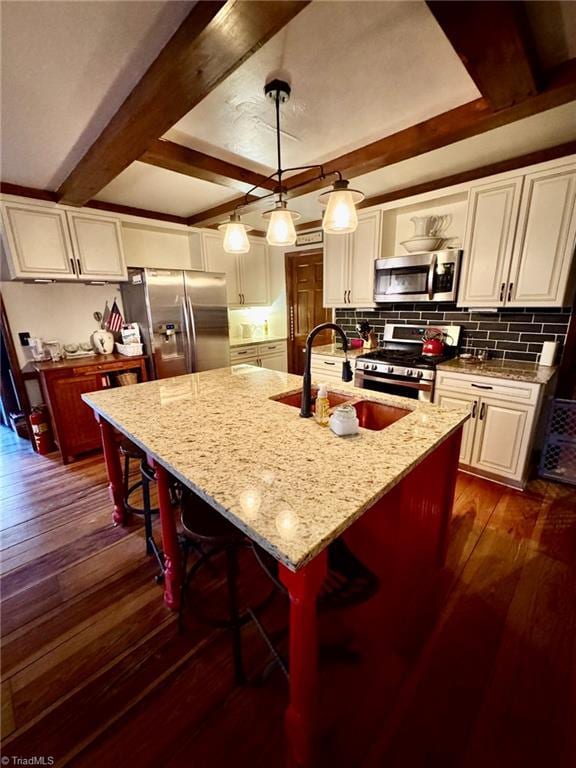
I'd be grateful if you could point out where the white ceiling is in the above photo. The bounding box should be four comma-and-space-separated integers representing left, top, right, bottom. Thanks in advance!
0, 0, 195, 189
165, 1, 480, 173
1, 0, 575, 224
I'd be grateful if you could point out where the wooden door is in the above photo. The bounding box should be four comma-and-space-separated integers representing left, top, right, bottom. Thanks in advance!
507, 164, 576, 306
471, 396, 533, 481
434, 389, 477, 465
202, 232, 241, 306
348, 210, 381, 307
285, 250, 332, 375
459, 178, 523, 307
48, 373, 105, 461
240, 239, 270, 306
1, 202, 77, 280
323, 233, 350, 307
67, 212, 128, 280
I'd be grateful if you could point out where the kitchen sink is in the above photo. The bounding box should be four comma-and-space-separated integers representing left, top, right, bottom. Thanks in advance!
271, 388, 354, 410
352, 400, 410, 431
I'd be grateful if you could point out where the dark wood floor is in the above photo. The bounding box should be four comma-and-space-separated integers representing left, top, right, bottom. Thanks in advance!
1, 424, 575, 767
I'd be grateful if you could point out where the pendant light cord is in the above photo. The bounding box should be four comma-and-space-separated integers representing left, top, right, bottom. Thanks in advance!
275, 91, 283, 202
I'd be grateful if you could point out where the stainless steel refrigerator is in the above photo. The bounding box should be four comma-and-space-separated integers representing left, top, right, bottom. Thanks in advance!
121, 268, 230, 380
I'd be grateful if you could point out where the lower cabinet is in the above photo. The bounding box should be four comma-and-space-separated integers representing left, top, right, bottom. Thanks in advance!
435, 375, 541, 487
37, 355, 148, 463
310, 353, 356, 389
230, 341, 287, 372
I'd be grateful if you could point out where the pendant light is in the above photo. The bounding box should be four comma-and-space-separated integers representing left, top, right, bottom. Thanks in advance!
219, 78, 364, 254
319, 179, 365, 234
218, 212, 252, 254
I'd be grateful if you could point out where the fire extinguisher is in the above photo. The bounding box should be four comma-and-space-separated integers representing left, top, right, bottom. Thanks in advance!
30, 406, 55, 455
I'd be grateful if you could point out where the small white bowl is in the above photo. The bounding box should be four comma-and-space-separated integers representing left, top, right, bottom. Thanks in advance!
400, 237, 444, 253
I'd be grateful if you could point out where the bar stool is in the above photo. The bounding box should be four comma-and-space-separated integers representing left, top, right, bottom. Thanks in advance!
178, 488, 249, 684
119, 436, 152, 516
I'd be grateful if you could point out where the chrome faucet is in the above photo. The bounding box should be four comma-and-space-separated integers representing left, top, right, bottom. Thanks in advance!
300, 322, 353, 418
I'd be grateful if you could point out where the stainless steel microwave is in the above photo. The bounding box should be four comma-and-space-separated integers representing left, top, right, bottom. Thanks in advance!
374, 250, 462, 303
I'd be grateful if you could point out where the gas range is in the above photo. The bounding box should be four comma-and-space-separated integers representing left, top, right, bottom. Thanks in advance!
354, 324, 461, 401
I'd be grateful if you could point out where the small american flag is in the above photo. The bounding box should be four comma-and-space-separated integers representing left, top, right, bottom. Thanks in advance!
105, 300, 124, 333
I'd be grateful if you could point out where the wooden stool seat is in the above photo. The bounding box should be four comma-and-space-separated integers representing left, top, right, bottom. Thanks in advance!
180, 491, 244, 546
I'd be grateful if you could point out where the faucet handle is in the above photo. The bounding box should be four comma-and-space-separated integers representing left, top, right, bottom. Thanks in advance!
342, 360, 353, 382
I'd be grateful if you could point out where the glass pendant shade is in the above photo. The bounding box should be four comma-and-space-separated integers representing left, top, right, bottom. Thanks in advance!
263, 204, 300, 247
319, 180, 365, 234
218, 215, 251, 254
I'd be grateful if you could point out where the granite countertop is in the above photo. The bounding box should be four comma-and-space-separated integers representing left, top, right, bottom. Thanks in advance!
22, 352, 147, 374
438, 358, 558, 385
82, 366, 468, 571
311, 343, 368, 359
230, 336, 286, 348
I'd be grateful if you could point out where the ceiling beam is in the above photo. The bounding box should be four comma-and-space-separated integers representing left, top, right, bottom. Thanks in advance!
188, 58, 576, 227
294, 139, 576, 231
56, 0, 310, 207
426, 1, 539, 109
140, 139, 276, 195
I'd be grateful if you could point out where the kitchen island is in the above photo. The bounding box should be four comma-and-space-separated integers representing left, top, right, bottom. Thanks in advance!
83, 364, 468, 767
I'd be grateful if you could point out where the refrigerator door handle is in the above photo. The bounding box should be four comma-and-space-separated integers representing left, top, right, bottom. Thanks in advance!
181, 296, 192, 372
187, 296, 198, 373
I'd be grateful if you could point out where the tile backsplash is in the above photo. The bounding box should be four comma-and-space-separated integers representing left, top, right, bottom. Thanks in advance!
335, 303, 572, 364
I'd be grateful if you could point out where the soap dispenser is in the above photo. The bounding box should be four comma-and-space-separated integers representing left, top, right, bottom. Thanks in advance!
315, 384, 330, 427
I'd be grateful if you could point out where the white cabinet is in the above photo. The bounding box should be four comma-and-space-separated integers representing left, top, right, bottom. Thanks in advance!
459, 163, 576, 308
507, 166, 576, 306
202, 232, 270, 307
459, 178, 523, 306
0, 201, 129, 282
310, 352, 355, 389
435, 371, 543, 487
67, 212, 127, 281
123, 224, 203, 271
230, 341, 287, 371
1, 202, 76, 280
323, 210, 381, 308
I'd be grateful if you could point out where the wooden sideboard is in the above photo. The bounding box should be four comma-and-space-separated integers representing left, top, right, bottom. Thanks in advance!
24, 354, 147, 463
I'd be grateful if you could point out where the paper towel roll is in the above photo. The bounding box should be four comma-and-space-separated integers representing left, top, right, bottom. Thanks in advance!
540, 340, 558, 367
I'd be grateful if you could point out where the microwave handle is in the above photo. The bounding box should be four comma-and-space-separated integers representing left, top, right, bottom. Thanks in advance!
427, 253, 437, 300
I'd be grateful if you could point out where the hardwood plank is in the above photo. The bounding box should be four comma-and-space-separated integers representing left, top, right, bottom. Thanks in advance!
57, 1, 310, 206
1, 680, 15, 740
141, 139, 276, 194
0, 576, 62, 639
463, 550, 576, 768
426, 1, 538, 109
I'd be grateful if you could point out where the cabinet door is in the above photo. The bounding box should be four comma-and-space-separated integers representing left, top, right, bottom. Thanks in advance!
459, 178, 523, 306
202, 232, 241, 306
471, 397, 534, 481
49, 373, 105, 459
68, 212, 127, 281
507, 165, 576, 306
348, 211, 381, 307
323, 233, 350, 307
240, 239, 270, 305
1, 202, 76, 279
434, 389, 477, 465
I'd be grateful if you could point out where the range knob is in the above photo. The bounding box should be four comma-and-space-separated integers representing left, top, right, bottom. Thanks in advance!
387, 365, 394, 373
363, 363, 370, 370
416, 370, 424, 379
371, 364, 378, 371
406, 369, 413, 377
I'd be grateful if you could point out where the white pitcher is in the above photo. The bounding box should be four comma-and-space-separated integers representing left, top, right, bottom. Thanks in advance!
410, 215, 438, 237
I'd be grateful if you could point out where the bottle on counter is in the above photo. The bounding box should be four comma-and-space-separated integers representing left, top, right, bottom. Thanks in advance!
315, 383, 330, 427
264, 319, 269, 336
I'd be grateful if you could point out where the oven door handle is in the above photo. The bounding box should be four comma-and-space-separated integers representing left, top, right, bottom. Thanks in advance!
427, 253, 437, 300
357, 373, 432, 391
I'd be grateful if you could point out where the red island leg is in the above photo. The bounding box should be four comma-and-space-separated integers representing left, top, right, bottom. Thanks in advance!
279, 551, 328, 768
154, 461, 182, 611
96, 414, 126, 526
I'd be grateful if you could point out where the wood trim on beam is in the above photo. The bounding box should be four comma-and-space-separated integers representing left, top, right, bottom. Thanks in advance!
0, 182, 58, 202
56, 1, 310, 207
141, 139, 276, 195
426, 1, 539, 109
189, 59, 576, 227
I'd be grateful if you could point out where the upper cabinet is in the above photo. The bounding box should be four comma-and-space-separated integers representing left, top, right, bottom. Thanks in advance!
67, 212, 127, 281
459, 162, 576, 308
202, 231, 270, 307
1, 202, 77, 280
1, 201, 129, 282
323, 210, 382, 308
